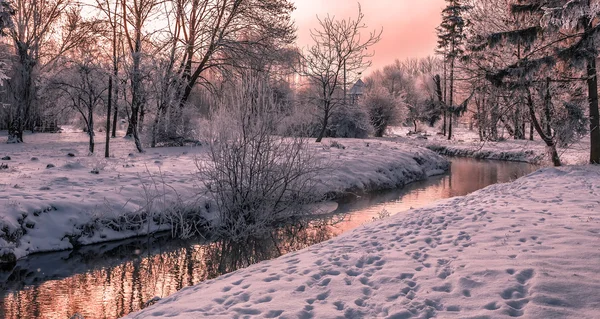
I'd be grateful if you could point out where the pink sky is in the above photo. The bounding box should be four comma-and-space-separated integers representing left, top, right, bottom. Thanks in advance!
292, 0, 446, 74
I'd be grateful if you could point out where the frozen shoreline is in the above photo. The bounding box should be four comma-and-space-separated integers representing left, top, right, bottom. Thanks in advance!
125, 165, 600, 319
0, 132, 449, 262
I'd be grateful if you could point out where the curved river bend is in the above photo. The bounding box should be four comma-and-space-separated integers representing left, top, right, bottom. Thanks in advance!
0, 158, 537, 319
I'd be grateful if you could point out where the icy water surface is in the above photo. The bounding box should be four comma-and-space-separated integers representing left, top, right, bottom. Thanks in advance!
0, 158, 537, 319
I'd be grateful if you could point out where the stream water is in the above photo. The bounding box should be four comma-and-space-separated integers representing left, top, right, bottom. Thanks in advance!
0, 158, 538, 319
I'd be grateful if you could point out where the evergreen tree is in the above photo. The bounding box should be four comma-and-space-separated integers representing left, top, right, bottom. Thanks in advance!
436, 0, 471, 140
488, 0, 600, 164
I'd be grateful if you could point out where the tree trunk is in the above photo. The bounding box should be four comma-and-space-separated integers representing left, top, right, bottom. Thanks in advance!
139, 102, 145, 133
442, 110, 447, 136
8, 56, 34, 144
316, 107, 329, 143
7, 126, 23, 144
89, 128, 95, 154
433, 74, 445, 136
527, 89, 561, 166
151, 110, 160, 148
112, 99, 118, 138
514, 105, 521, 139
529, 121, 534, 141
447, 56, 455, 141
544, 77, 553, 138
88, 110, 95, 154
447, 112, 453, 140
129, 48, 144, 152
105, 75, 113, 158
477, 94, 483, 141
586, 56, 600, 164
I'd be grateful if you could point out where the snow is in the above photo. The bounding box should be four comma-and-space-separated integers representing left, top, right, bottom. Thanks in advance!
387, 126, 590, 165
124, 165, 600, 319
0, 129, 449, 262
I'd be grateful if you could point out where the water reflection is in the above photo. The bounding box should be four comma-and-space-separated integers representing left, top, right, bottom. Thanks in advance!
0, 158, 538, 319
329, 158, 538, 232
0, 217, 342, 319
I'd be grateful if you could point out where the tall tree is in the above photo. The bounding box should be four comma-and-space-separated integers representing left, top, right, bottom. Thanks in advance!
436, 0, 470, 140
301, 5, 381, 143
121, 0, 158, 153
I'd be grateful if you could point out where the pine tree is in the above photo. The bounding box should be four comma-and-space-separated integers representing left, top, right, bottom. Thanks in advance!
436, 0, 471, 140
488, 0, 600, 164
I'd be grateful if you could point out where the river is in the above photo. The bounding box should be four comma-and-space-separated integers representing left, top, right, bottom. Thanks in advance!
0, 158, 537, 319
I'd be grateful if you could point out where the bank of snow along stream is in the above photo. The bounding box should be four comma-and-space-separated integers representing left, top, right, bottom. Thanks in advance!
126, 165, 600, 319
0, 139, 449, 262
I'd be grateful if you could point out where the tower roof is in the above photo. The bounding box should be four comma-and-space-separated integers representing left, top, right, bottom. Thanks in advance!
349, 79, 365, 96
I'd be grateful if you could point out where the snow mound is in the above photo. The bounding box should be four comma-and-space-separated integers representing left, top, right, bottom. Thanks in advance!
62, 161, 86, 169
125, 165, 600, 319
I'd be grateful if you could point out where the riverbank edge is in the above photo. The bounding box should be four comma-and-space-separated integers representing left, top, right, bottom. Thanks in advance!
425, 144, 542, 164
0, 142, 450, 264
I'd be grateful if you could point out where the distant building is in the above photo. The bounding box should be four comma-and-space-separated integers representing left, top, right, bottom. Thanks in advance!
348, 79, 365, 105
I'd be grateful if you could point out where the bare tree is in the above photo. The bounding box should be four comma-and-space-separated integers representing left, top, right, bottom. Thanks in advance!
50, 60, 108, 154
121, 0, 158, 153
300, 5, 381, 142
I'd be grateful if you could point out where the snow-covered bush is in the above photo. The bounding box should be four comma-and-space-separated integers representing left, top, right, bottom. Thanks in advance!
362, 86, 401, 137
328, 103, 372, 138
279, 102, 371, 139
277, 103, 321, 137
198, 80, 326, 240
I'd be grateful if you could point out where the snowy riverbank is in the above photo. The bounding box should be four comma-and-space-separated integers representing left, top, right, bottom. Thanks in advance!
387, 126, 590, 165
0, 131, 449, 262
126, 165, 600, 319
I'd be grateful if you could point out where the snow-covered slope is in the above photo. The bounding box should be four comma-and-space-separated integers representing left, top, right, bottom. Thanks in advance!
0, 132, 448, 262
125, 166, 600, 319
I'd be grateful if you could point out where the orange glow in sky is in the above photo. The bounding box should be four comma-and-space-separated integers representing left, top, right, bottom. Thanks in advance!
292, 0, 446, 74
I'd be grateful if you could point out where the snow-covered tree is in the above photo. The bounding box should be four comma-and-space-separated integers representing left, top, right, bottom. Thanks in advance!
486, 0, 600, 164
436, 0, 471, 140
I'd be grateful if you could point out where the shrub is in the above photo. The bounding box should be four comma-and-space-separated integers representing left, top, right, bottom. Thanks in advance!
362, 87, 400, 137
198, 80, 326, 240
328, 103, 372, 138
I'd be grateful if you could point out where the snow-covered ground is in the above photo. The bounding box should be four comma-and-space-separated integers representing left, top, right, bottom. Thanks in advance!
0, 130, 449, 262
387, 126, 591, 165
125, 165, 600, 319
